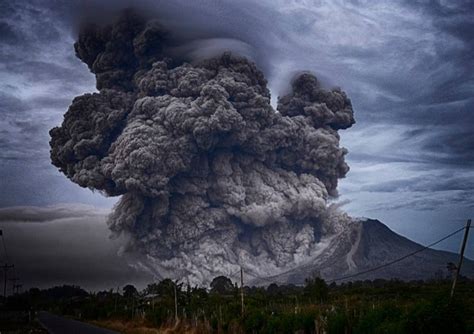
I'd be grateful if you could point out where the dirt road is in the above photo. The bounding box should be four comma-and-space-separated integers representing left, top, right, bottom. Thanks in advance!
37, 311, 119, 334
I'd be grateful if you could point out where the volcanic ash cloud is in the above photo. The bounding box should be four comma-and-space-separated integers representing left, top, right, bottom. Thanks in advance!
50, 11, 355, 285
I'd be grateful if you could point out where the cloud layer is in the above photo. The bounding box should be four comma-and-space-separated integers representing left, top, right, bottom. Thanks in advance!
1, 0, 473, 275
0, 204, 108, 222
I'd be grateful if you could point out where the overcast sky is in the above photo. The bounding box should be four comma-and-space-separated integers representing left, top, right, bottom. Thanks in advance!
0, 0, 473, 289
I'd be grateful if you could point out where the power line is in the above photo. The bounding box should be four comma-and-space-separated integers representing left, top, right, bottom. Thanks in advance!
228, 268, 242, 280
236, 225, 467, 286
327, 225, 467, 283
246, 257, 333, 285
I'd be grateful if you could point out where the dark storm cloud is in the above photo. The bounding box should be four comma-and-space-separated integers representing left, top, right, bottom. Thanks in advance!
61, 0, 474, 179
0, 159, 116, 208
370, 197, 448, 212
348, 0, 474, 171
0, 21, 22, 44
420, 129, 474, 167
0, 1, 72, 39
325, 1, 474, 178
0, 0, 113, 207
1, 0, 474, 287
345, 119, 474, 170
365, 190, 474, 212
0, 91, 51, 161
0, 205, 153, 290
2, 0, 472, 186
0, 92, 27, 115
3, 60, 91, 82
360, 174, 474, 193
0, 1, 99, 206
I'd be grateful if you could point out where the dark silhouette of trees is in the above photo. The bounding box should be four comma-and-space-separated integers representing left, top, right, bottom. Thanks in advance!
210, 276, 235, 294
4, 276, 474, 333
122, 284, 138, 298
304, 273, 329, 303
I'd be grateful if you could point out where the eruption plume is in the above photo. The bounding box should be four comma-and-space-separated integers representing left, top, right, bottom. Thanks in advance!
50, 10, 355, 284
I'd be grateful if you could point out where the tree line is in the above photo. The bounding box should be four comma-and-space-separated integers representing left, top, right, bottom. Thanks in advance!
2, 275, 474, 333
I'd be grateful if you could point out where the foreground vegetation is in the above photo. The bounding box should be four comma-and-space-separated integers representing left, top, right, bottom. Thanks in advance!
2, 276, 473, 333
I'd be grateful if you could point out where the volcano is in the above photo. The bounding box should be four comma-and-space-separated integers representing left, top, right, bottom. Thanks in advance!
250, 219, 474, 285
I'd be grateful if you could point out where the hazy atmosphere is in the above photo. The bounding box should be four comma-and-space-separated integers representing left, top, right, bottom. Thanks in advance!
1, 0, 473, 290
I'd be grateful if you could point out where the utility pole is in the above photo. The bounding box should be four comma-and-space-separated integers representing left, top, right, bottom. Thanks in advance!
174, 281, 178, 322
1, 264, 14, 298
451, 219, 471, 299
240, 267, 244, 316
9, 277, 19, 295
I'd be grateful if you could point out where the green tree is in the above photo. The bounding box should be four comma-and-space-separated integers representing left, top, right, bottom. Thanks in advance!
304, 273, 328, 303
210, 276, 235, 294
122, 284, 138, 298
146, 279, 177, 296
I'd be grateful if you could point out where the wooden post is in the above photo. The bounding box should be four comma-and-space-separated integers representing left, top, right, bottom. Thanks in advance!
450, 219, 471, 299
240, 267, 244, 316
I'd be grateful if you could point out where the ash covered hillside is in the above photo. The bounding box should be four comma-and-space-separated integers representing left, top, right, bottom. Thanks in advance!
251, 218, 474, 285
50, 10, 469, 286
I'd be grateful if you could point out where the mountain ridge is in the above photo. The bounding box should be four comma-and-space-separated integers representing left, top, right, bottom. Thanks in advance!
249, 218, 474, 285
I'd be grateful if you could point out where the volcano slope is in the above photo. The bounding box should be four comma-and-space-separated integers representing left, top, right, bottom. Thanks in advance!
252, 218, 474, 285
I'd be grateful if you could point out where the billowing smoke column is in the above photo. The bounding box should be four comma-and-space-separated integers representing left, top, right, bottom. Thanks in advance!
50, 11, 355, 284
